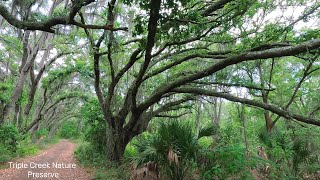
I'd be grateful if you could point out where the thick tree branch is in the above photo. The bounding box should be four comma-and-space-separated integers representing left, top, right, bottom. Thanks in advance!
131, 0, 161, 110
143, 54, 220, 81
155, 112, 190, 118
80, 10, 114, 126
0, 4, 66, 33
125, 96, 193, 132
137, 39, 320, 112
250, 43, 291, 51
202, 0, 234, 16
108, 48, 142, 109
0, 1, 128, 33
154, 97, 195, 114
106, 0, 117, 81
173, 87, 320, 126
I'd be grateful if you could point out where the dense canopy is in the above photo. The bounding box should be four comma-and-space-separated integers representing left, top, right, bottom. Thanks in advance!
0, 0, 320, 179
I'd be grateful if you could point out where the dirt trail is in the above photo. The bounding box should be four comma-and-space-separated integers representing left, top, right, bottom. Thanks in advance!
0, 140, 92, 180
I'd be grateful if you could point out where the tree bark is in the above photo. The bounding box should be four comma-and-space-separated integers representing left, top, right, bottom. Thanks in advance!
195, 101, 201, 137
48, 122, 59, 140
23, 35, 55, 121
105, 123, 134, 162
4, 32, 47, 123
257, 60, 274, 133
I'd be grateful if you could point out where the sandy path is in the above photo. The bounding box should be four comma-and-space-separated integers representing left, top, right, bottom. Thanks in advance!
0, 140, 93, 180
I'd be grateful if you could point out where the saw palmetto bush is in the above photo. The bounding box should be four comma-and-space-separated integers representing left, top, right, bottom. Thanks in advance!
131, 120, 216, 180
258, 126, 320, 177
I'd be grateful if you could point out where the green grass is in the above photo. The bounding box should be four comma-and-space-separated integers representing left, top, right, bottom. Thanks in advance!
0, 135, 61, 167
16, 144, 39, 157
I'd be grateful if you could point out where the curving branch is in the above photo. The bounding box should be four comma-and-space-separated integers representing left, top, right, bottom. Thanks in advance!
143, 53, 221, 81
130, 0, 162, 109
191, 81, 276, 91
202, 0, 234, 16
172, 87, 320, 126
309, 106, 320, 117
156, 112, 190, 118
150, 47, 211, 67
271, 57, 319, 126
153, 96, 195, 114
0, 4, 66, 33
107, 48, 142, 108
24, 52, 73, 118
152, 26, 215, 57
0, 1, 128, 33
124, 96, 194, 132
137, 38, 320, 112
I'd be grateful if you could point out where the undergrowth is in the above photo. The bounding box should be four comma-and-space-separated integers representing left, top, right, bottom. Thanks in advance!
74, 141, 131, 179
0, 125, 60, 164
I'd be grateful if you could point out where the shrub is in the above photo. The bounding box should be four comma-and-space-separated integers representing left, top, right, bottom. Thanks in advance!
0, 144, 13, 163
132, 120, 216, 180
16, 135, 40, 157
81, 99, 107, 153
75, 142, 130, 179
59, 121, 79, 139
0, 125, 19, 152
16, 144, 38, 157
124, 142, 138, 159
35, 128, 48, 139
201, 145, 251, 179
75, 142, 107, 166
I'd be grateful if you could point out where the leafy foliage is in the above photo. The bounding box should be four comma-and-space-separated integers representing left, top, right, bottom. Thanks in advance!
201, 146, 250, 179
59, 121, 79, 139
0, 0, 319, 179
75, 142, 131, 179
0, 125, 19, 152
132, 120, 216, 179
81, 98, 107, 153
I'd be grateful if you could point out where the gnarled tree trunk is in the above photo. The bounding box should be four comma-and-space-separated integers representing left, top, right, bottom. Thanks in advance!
105, 127, 127, 162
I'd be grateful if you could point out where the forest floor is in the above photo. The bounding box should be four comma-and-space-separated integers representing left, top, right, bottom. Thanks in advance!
0, 139, 93, 180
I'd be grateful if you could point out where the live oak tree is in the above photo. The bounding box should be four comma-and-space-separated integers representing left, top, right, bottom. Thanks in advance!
0, 0, 319, 161
0, 36, 86, 133
0, 1, 79, 129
